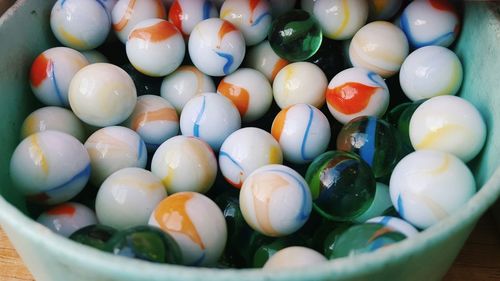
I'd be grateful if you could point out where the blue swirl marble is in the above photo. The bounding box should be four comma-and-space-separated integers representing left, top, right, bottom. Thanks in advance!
300, 105, 314, 161
49, 61, 65, 106
359, 117, 377, 166
214, 51, 234, 75
251, 12, 270, 27
400, 12, 455, 48
193, 95, 206, 137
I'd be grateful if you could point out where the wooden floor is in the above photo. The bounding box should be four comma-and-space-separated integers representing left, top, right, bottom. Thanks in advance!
1, 213, 499, 281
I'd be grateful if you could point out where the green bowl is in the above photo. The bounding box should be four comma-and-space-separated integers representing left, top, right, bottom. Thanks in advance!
1, 1, 499, 280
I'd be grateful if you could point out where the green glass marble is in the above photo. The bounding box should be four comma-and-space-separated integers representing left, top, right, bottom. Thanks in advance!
336, 116, 400, 178
105, 225, 182, 264
386, 99, 426, 157
69, 224, 117, 251
305, 151, 376, 221
329, 223, 406, 259
268, 9, 322, 62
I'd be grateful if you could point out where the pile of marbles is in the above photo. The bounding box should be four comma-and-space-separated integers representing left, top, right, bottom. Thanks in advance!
9, 0, 487, 270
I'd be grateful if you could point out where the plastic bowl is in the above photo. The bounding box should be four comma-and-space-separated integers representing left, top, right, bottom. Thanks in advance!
0, 1, 499, 281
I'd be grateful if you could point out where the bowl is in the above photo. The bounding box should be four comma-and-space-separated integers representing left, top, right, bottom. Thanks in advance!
0, 1, 499, 281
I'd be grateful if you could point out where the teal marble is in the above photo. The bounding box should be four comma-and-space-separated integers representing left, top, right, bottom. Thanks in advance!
69, 224, 117, 251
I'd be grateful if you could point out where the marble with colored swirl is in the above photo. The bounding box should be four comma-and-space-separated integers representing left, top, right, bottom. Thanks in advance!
220, 0, 272, 46
305, 151, 376, 221
95, 168, 167, 230
148, 192, 227, 266
29, 47, 89, 107
126, 18, 184, 77
151, 135, 217, 194
217, 68, 273, 122
188, 18, 246, 76
84, 126, 147, 186
271, 104, 331, 164
125, 95, 179, 152
409, 95, 486, 162
400, 46, 463, 101
399, 0, 460, 49
240, 164, 312, 237
389, 150, 476, 229
168, 0, 218, 37
10, 131, 90, 205
50, 0, 111, 50
179, 93, 241, 151
349, 21, 409, 78
219, 128, 283, 189
37, 202, 97, 237
111, 0, 167, 43
313, 0, 369, 40
326, 67, 390, 124
336, 116, 400, 178
69, 63, 137, 127
273, 62, 328, 109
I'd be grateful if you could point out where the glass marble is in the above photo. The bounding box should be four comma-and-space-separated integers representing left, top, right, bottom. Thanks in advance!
400, 46, 463, 101
106, 225, 182, 264
326, 67, 390, 124
263, 246, 326, 269
29, 47, 89, 107
21, 106, 86, 142
149, 192, 227, 266
161, 65, 216, 113
84, 126, 147, 187
37, 202, 97, 237
271, 104, 331, 164
112, 0, 167, 43
125, 95, 179, 152
219, 128, 283, 188
95, 168, 167, 230
329, 223, 406, 259
220, 0, 272, 46
349, 21, 409, 78
305, 151, 376, 221
126, 19, 185, 77
70, 224, 117, 250
390, 150, 476, 229
245, 40, 289, 81
273, 62, 327, 109
180, 93, 241, 151
240, 164, 312, 237
151, 135, 217, 194
168, 0, 219, 37
367, 216, 419, 238
409, 95, 487, 162
188, 18, 246, 76
337, 116, 400, 178
313, 0, 368, 40
352, 182, 393, 223
69, 63, 137, 127
400, 0, 460, 48
50, 0, 110, 50
10, 131, 90, 205
217, 68, 273, 122
268, 9, 322, 62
